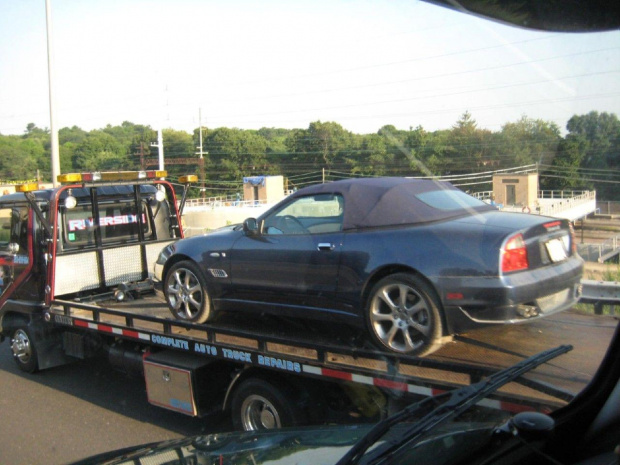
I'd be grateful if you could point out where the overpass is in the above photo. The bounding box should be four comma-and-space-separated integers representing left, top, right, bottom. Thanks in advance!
486, 190, 597, 222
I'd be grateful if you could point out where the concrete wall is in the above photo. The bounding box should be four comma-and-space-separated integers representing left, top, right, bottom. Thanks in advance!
242, 176, 285, 203
492, 173, 538, 208
182, 204, 272, 236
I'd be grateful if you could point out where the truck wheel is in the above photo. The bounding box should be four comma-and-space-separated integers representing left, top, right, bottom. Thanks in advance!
164, 261, 212, 324
366, 273, 443, 356
10, 328, 39, 373
231, 378, 306, 431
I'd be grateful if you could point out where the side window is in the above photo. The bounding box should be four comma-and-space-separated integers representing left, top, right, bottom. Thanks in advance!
0, 207, 29, 299
0, 207, 28, 255
263, 194, 344, 235
0, 208, 11, 250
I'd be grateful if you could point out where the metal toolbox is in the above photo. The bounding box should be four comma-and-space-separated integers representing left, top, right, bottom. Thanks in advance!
143, 350, 211, 416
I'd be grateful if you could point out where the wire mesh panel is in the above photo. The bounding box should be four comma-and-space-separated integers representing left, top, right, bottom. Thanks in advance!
54, 251, 100, 296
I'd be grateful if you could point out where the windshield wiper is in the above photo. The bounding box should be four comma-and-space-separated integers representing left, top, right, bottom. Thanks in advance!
336, 344, 572, 465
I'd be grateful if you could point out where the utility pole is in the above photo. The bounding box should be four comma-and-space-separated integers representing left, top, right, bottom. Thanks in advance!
195, 109, 207, 199
197, 108, 205, 160
151, 129, 164, 172
134, 143, 146, 170
45, 0, 61, 186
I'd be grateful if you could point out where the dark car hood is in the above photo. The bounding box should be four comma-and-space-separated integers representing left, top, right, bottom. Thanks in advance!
174, 224, 243, 254
71, 425, 369, 465
71, 422, 499, 465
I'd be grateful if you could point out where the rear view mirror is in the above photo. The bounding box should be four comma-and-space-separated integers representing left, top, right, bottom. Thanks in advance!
243, 218, 259, 236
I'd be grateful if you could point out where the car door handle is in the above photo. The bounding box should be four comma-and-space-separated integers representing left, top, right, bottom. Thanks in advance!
317, 243, 335, 251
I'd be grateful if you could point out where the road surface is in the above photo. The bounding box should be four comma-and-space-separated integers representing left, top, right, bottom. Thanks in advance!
0, 309, 616, 465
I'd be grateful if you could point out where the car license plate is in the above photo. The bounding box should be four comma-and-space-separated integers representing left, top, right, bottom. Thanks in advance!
546, 238, 567, 263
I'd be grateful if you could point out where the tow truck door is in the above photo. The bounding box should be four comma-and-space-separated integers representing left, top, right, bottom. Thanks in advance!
0, 205, 32, 304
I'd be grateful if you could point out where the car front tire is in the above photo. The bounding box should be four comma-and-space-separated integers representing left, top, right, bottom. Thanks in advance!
164, 260, 212, 324
366, 273, 443, 356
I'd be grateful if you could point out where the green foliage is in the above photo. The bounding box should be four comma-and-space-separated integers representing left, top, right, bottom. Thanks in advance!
0, 136, 40, 180
72, 131, 127, 171
501, 116, 561, 167
540, 112, 620, 198
445, 112, 496, 172
285, 121, 354, 169
205, 127, 271, 181
0, 112, 618, 202
544, 135, 588, 190
347, 133, 390, 176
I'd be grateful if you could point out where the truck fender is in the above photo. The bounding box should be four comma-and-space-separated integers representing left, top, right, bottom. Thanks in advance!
1, 311, 32, 337
222, 367, 307, 412
222, 366, 253, 411
7, 316, 75, 372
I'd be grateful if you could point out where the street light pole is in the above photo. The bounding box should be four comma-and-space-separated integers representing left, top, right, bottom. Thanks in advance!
45, 0, 61, 187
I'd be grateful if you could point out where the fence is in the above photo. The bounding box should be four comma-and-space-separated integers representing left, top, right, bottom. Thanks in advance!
184, 197, 269, 209
578, 235, 620, 263
183, 190, 295, 210
596, 201, 620, 216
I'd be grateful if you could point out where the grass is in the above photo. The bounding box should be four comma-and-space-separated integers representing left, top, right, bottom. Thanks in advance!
601, 267, 620, 282
573, 263, 620, 316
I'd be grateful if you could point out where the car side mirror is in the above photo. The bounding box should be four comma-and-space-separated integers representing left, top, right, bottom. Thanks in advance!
243, 218, 259, 236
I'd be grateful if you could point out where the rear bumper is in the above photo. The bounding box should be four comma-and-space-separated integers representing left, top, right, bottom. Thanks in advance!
438, 255, 583, 334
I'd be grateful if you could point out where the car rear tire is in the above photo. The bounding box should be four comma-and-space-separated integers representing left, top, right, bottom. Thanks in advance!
164, 260, 212, 324
366, 273, 443, 356
10, 327, 39, 373
231, 378, 307, 431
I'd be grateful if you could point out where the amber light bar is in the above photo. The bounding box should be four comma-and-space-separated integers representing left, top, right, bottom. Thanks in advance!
15, 182, 40, 193
178, 175, 198, 183
58, 171, 168, 184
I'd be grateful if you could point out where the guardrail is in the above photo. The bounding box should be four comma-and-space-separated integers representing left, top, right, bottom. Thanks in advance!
184, 197, 270, 209
539, 190, 591, 199
580, 279, 620, 315
537, 191, 596, 217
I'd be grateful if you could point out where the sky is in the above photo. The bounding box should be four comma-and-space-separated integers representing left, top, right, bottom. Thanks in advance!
0, 0, 618, 136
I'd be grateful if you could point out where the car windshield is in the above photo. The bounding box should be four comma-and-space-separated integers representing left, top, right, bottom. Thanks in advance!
0, 1, 618, 465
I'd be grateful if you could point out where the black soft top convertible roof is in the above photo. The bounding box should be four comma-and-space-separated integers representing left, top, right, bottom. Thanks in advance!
286, 177, 496, 230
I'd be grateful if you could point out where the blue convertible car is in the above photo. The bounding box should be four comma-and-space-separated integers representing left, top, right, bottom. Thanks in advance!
155, 177, 583, 355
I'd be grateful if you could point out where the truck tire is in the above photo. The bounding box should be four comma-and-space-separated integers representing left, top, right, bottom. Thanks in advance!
10, 327, 39, 373
366, 273, 443, 356
164, 260, 212, 324
231, 378, 307, 431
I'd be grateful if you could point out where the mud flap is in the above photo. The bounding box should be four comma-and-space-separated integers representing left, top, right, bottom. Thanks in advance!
29, 325, 76, 371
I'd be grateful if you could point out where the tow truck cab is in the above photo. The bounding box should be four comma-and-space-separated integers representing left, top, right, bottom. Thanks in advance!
0, 171, 190, 340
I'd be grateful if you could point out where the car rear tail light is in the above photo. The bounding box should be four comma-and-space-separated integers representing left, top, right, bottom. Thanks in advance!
501, 233, 529, 273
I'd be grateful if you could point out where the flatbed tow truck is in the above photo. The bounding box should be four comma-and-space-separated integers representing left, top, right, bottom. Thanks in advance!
0, 171, 574, 431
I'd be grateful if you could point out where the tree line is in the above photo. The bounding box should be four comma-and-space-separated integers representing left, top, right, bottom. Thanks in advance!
1, 111, 619, 199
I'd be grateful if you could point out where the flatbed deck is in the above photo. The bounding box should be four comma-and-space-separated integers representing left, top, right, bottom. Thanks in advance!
49, 292, 615, 413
